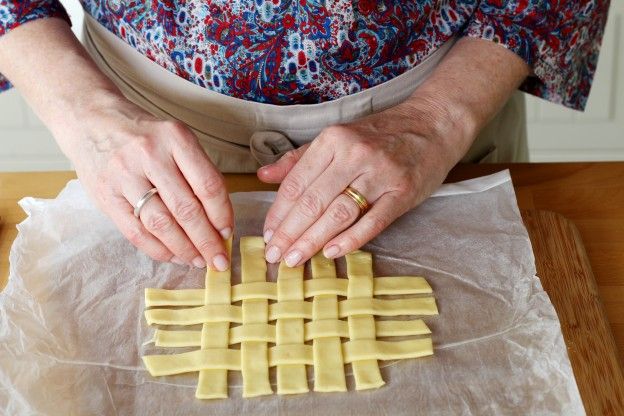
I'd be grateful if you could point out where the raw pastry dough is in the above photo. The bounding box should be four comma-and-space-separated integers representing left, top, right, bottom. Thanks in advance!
141, 237, 438, 399
346, 250, 384, 389
276, 261, 309, 394
311, 253, 347, 392
196, 238, 232, 399
145, 295, 436, 325
144, 276, 431, 307
239, 237, 273, 397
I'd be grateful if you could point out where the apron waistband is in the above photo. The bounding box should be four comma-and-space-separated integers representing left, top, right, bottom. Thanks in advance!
83, 15, 527, 170
82, 15, 455, 169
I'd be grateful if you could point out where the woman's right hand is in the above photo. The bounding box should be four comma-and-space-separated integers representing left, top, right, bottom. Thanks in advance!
62, 92, 233, 270
0, 18, 233, 270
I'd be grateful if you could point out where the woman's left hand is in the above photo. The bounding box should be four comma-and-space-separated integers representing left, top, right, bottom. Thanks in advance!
257, 99, 472, 266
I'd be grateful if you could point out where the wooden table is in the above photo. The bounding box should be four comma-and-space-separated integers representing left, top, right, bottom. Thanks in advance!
2, 163, 624, 413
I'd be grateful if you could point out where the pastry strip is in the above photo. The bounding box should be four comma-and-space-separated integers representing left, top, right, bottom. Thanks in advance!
145, 277, 432, 307
143, 348, 241, 376
153, 319, 431, 347
196, 238, 232, 399
240, 237, 273, 397
145, 297, 437, 325
142, 338, 432, 377
346, 251, 384, 390
276, 262, 309, 394
311, 254, 347, 392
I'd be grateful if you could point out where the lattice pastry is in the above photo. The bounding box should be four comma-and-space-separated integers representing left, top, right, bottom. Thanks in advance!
142, 236, 438, 398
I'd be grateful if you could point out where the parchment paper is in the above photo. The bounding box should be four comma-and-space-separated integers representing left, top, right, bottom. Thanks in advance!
0, 170, 584, 415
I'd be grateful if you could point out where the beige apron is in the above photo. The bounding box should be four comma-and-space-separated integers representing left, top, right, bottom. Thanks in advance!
82, 15, 528, 173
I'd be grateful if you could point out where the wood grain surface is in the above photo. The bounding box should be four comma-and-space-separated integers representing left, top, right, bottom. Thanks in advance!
445, 163, 624, 365
523, 210, 624, 415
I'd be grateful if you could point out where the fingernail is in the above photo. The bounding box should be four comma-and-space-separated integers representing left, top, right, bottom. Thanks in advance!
323, 245, 340, 259
170, 256, 186, 265
284, 250, 302, 267
265, 245, 281, 263
219, 227, 232, 240
192, 256, 207, 268
212, 253, 229, 271
263, 229, 273, 243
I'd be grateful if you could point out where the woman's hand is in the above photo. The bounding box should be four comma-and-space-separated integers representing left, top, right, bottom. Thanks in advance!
257, 99, 472, 267
0, 18, 232, 270
257, 37, 529, 266
66, 93, 233, 269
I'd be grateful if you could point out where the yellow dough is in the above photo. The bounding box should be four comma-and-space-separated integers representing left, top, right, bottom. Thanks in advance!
197, 238, 232, 399
141, 237, 438, 399
311, 254, 347, 392
275, 261, 309, 394
239, 236, 273, 397
345, 250, 385, 390
144, 276, 431, 307
145, 296, 436, 325
152, 319, 431, 348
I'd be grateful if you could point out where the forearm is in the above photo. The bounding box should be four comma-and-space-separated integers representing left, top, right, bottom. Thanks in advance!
402, 37, 530, 162
0, 17, 123, 154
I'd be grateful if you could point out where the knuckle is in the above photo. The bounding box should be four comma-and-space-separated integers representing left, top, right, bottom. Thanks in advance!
273, 228, 295, 246
163, 119, 185, 134
329, 201, 357, 224
363, 215, 388, 236
283, 149, 299, 163
126, 227, 147, 247
197, 174, 225, 200
109, 153, 132, 175
108, 152, 142, 180
176, 250, 196, 263
264, 211, 284, 228
153, 248, 172, 263
321, 124, 348, 139
341, 233, 362, 252
194, 238, 218, 254
136, 135, 159, 158
394, 175, 414, 193
144, 211, 175, 233
351, 141, 375, 159
94, 181, 114, 202
280, 174, 305, 201
377, 156, 395, 171
132, 134, 151, 148
172, 199, 203, 222
298, 191, 324, 218
170, 124, 196, 148
211, 215, 232, 231
297, 234, 319, 252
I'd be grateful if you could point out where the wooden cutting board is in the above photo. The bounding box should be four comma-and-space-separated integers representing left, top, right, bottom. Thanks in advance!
522, 210, 624, 415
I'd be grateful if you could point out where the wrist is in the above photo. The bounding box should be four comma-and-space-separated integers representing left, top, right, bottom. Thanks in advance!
396, 37, 529, 165
50, 51, 123, 128
53, 87, 154, 168
399, 91, 479, 162
48, 86, 125, 151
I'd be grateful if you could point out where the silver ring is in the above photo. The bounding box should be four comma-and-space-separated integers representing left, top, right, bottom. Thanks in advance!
133, 188, 159, 218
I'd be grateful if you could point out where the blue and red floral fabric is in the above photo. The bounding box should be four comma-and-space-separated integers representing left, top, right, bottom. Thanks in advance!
0, 0, 611, 110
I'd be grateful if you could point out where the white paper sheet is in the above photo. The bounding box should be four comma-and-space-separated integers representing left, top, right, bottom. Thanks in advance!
0, 170, 584, 415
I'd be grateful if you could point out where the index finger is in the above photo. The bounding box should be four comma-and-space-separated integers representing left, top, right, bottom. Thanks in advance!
171, 126, 234, 241
263, 140, 333, 250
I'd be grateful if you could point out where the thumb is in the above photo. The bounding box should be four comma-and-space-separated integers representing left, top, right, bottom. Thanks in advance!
257, 143, 310, 184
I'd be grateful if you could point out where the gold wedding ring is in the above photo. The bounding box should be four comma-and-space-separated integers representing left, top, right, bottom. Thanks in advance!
342, 186, 370, 214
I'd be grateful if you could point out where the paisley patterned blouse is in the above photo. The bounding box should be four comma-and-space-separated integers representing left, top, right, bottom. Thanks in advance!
0, 0, 611, 110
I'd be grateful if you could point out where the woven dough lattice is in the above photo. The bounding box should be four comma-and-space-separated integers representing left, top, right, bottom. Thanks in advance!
142, 236, 438, 399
